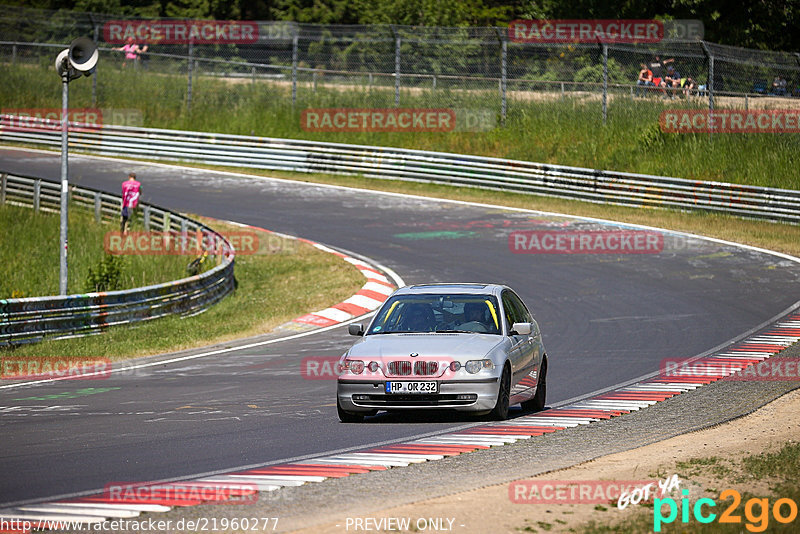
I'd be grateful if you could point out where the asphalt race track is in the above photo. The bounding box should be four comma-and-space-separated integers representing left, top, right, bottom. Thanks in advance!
2, 147, 799, 506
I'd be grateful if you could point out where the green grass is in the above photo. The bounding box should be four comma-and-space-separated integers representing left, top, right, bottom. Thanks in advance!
2, 62, 799, 190
4, 216, 365, 360
0, 203, 197, 298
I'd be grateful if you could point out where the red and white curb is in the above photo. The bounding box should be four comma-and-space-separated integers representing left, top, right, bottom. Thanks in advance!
3, 314, 797, 532
291, 240, 395, 328
223, 222, 396, 328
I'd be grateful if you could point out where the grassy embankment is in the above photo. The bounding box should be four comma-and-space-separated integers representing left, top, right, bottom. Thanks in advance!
1, 204, 364, 360
1, 63, 798, 189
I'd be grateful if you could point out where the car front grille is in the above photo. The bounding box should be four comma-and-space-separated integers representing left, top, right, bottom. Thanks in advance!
386, 360, 440, 376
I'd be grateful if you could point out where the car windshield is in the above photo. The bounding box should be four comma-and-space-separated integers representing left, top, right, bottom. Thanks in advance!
367, 294, 501, 335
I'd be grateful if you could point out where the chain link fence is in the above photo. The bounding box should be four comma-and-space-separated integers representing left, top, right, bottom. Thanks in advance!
1, 5, 800, 131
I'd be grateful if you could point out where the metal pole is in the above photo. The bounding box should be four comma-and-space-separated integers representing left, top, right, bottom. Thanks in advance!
143, 205, 150, 231
34, 179, 41, 212
59, 71, 69, 295
701, 41, 715, 140
292, 35, 298, 106
0, 173, 6, 204
187, 41, 194, 110
92, 24, 99, 108
499, 39, 507, 126
395, 37, 401, 107
601, 43, 608, 124
12, 44, 17, 66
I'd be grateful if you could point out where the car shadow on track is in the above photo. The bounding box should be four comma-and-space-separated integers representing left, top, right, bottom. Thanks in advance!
353, 405, 545, 424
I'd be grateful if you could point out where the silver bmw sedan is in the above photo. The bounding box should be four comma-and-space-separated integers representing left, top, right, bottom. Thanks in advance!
336, 283, 547, 422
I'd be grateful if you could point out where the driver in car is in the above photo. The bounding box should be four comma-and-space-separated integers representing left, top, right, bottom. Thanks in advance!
459, 302, 489, 332
402, 304, 436, 332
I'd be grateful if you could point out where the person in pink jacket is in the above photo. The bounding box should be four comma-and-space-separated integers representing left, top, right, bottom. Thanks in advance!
121, 172, 141, 233
114, 37, 140, 68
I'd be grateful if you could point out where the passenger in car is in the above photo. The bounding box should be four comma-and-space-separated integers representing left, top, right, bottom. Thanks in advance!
460, 302, 489, 332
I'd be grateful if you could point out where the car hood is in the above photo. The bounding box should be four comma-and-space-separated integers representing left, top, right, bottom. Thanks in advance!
347, 333, 503, 361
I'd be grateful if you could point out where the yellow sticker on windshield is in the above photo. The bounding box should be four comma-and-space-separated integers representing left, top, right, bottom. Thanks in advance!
382, 301, 400, 325
485, 300, 499, 330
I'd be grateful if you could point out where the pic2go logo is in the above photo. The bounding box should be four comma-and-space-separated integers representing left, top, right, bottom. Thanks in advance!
654, 489, 798, 532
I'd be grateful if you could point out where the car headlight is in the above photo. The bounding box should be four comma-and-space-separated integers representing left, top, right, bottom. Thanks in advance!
341, 359, 365, 374
465, 359, 494, 374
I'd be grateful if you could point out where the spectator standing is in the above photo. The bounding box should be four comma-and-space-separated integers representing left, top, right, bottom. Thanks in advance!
114, 37, 139, 68
121, 172, 141, 233
138, 43, 150, 69
648, 55, 674, 88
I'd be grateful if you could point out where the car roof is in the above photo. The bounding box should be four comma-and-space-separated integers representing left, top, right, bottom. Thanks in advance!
392, 283, 507, 297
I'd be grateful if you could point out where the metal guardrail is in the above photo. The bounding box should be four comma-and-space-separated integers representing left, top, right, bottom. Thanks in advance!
1, 115, 799, 224
0, 171, 236, 346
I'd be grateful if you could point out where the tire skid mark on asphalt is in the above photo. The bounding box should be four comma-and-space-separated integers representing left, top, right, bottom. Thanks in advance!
2, 315, 797, 528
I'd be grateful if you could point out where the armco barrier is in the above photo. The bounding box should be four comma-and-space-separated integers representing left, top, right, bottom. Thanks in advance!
1, 115, 798, 224
0, 172, 236, 346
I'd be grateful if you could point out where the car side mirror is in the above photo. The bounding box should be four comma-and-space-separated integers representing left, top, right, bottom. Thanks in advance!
511, 322, 532, 336
348, 323, 364, 336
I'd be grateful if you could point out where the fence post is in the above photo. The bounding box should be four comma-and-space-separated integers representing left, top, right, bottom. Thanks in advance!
432, 74, 436, 90
501, 38, 507, 126
0, 173, 6, 204
94, 192, 101, 222
291, 34, 298, 106
180, 218, 188, 253
701, 41, 715, 139
251, 66, 256, 84
12, 43, 17, 66
91, 22, 99, 108
601, 43, 608, 124
143, 205, 150, 231
187, 41, 194, 111
313, 69, 318, 92
394, 36, 401, 107
33, 179, 41, 212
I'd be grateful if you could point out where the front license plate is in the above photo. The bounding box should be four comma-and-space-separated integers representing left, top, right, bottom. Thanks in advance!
385, 381, 439, 394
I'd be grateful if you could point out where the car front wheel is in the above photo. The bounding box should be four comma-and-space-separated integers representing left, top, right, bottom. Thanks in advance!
522, 357, 547, 412
489, 364, 511, 421
337, 398, 365, 423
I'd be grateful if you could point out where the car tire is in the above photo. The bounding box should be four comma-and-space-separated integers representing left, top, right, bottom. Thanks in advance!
489, 364, 511, 421
337, 398, 365, 423
522, 357, 547, 413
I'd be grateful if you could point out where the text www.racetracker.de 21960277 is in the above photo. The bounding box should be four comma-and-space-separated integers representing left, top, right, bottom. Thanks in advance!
0, 517, 279, 532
